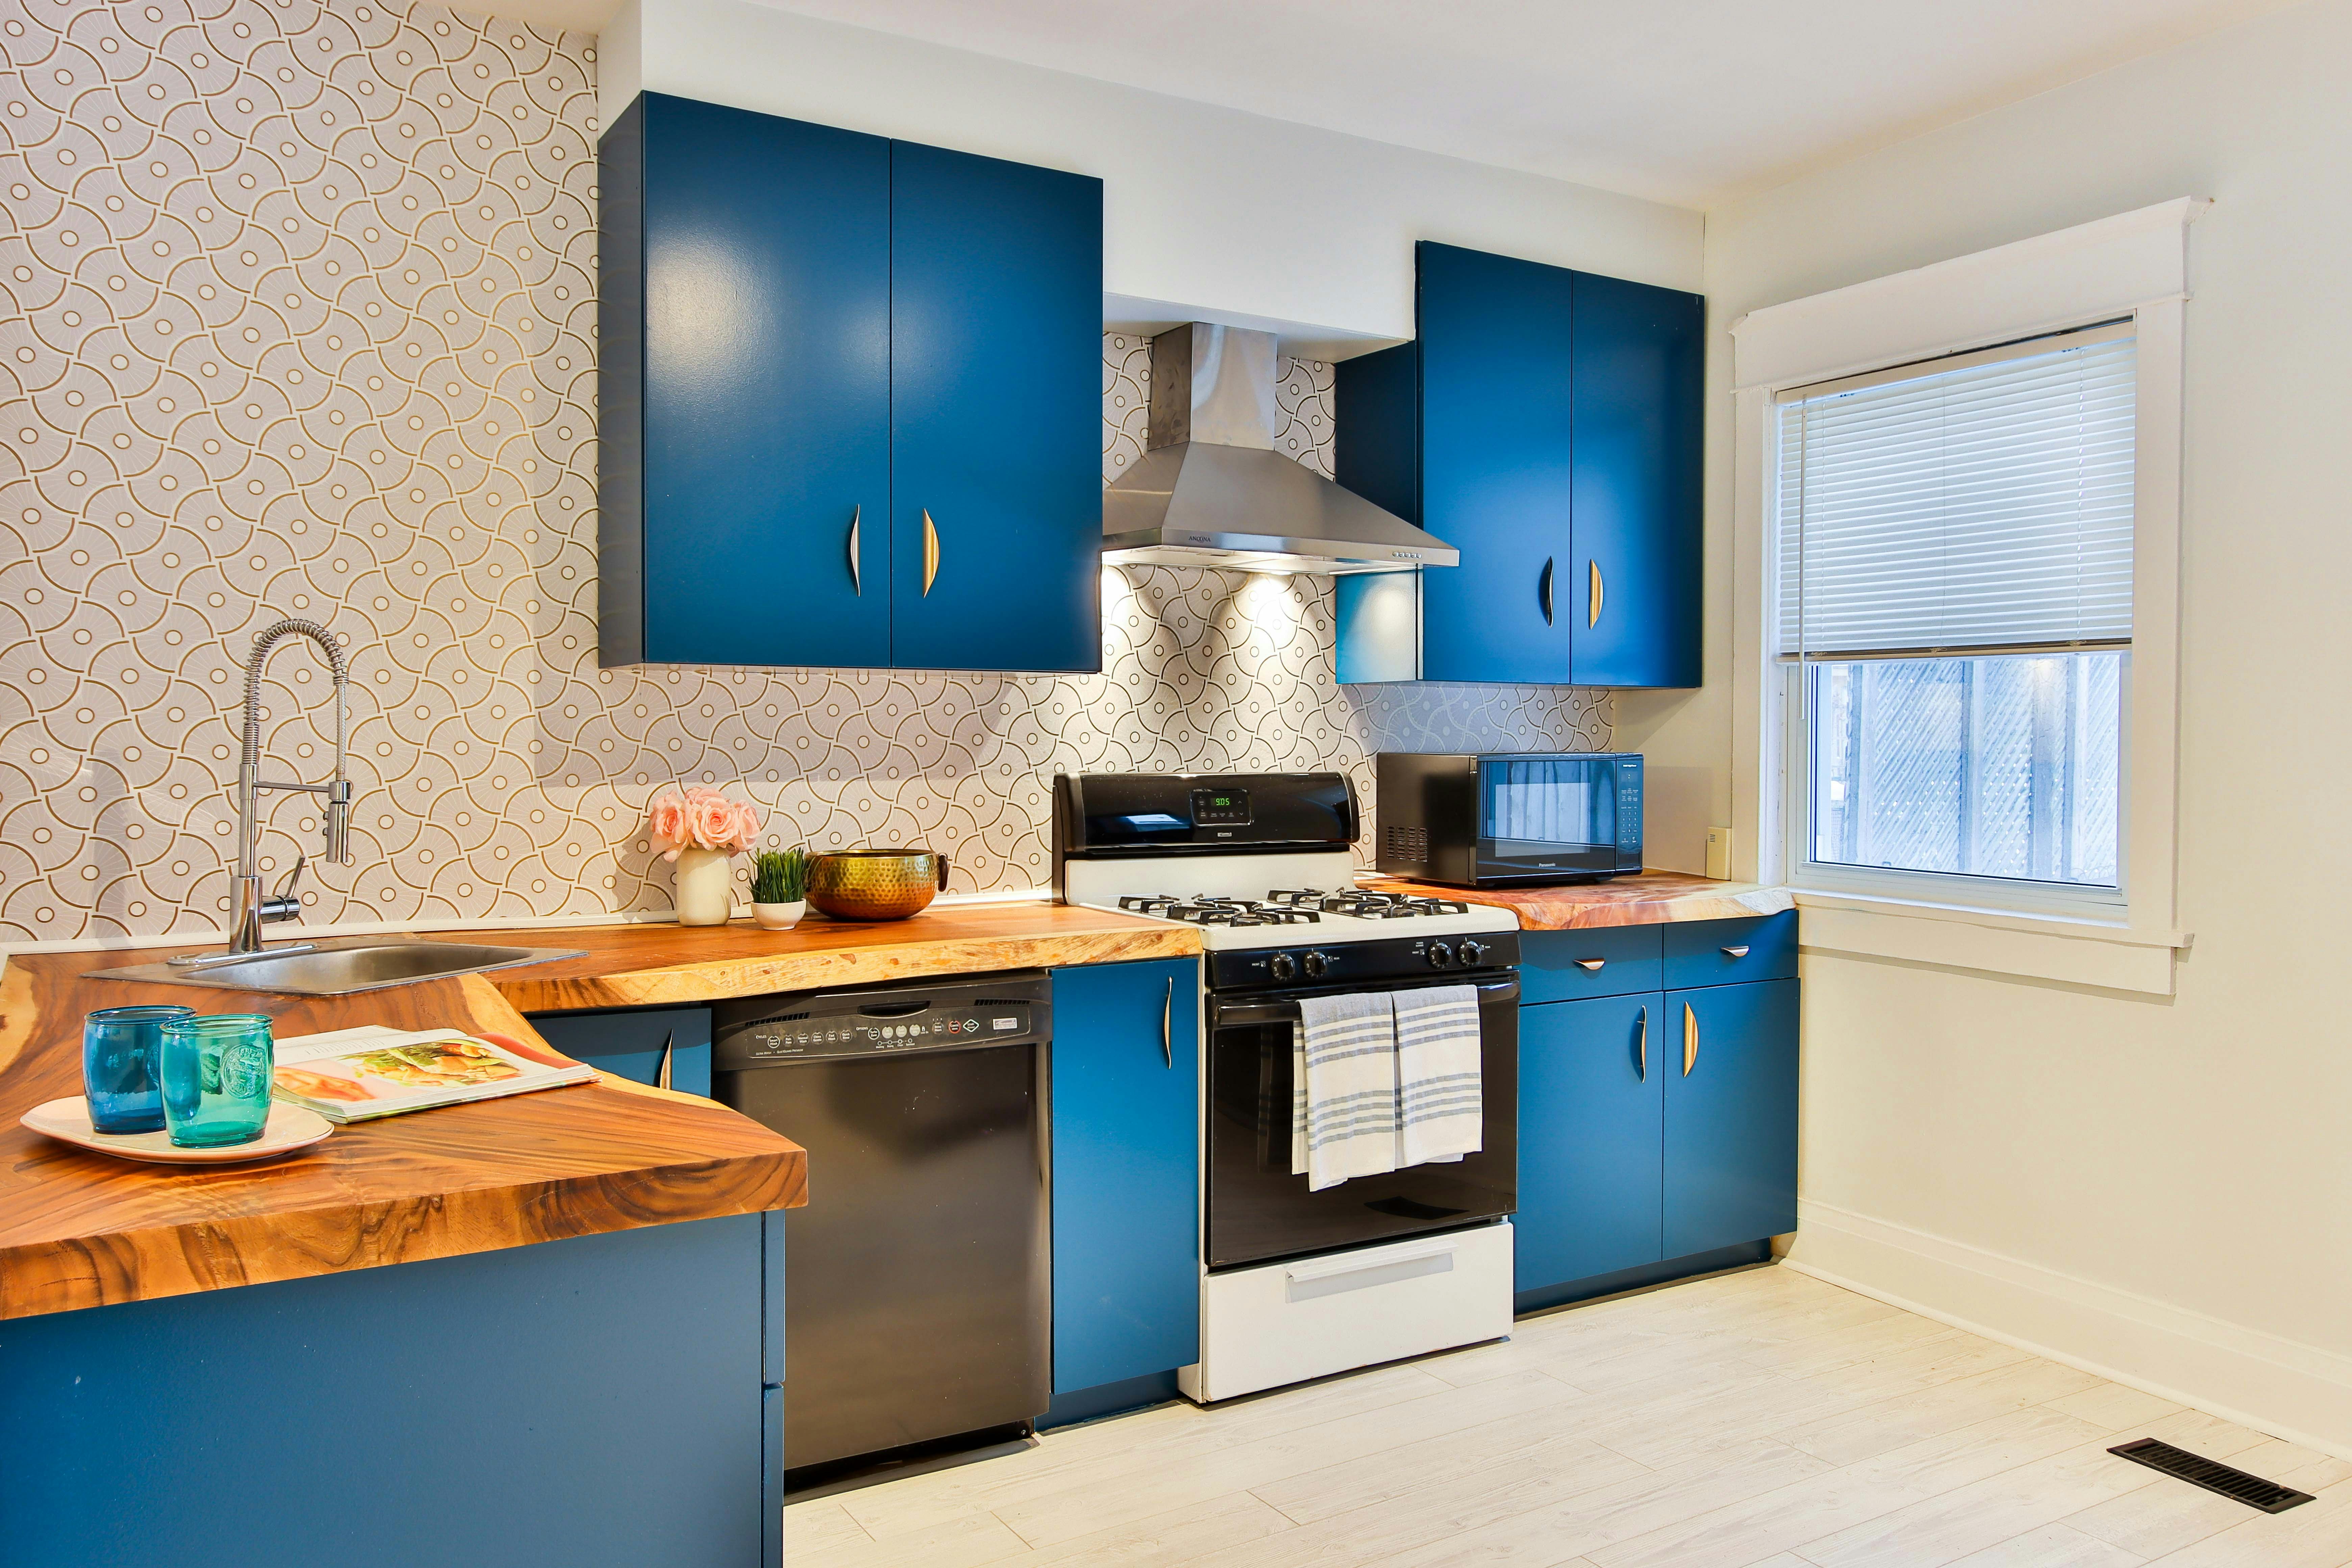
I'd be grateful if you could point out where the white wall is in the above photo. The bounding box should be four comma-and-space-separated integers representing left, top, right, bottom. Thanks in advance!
597, 0, 1703, 358
1675, 0, 2352, 1449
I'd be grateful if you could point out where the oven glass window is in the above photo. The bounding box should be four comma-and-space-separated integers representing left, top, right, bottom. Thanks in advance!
1481, 757, 1614, 858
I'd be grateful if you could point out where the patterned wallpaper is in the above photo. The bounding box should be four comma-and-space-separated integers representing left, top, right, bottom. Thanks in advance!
0, 0, 1607, 944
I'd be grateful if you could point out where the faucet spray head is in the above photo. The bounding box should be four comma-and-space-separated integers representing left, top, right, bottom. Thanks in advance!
324, 778, 352, 864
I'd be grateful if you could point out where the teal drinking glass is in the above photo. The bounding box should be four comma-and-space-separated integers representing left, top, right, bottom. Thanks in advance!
160, 1014, 276, 1148
82, 1004, 195, 1133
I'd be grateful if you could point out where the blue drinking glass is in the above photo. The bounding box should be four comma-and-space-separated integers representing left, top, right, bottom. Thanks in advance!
160, 1014, 277, 1149
82, 1005, 196, 1133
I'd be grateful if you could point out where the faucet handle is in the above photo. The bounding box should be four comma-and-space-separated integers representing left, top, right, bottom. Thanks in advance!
324, 779, 352, 864
261, 854, 305, 923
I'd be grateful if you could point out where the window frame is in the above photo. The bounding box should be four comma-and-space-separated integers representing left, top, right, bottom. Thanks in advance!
1769, 321, 2145, 921
1726, 202, 2197, 977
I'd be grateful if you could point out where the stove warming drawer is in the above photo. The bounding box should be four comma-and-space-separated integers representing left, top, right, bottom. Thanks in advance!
1180, 1223, 1514, 1403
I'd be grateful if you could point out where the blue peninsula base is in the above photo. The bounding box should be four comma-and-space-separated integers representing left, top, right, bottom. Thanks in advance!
0, 1211, 784, 1567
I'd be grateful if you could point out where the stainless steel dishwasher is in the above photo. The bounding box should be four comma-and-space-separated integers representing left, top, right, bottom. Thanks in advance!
712, 972, 1051, 1488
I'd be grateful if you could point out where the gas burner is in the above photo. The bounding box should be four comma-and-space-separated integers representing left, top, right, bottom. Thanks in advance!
1265, 888, 1472, 918
1122, 894, 1319, 927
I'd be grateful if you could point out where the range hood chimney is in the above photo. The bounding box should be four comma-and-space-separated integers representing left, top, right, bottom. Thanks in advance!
1102, 323, 1456, 575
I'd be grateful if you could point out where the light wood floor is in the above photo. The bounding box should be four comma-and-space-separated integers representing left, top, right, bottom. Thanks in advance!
785, 1264, 2352, 1567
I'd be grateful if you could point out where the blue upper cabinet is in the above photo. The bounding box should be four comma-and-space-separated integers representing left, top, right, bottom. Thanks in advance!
1569, 271, 1705, 689
1333, 241, 1702, 688
890, 143, 1103, 672
598, 95, 1102, 672
599, 93, 890, 668
1048, 959, 1200, 1395
1417, 243, 1576, 684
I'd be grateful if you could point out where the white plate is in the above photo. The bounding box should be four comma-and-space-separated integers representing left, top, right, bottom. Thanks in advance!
21, 1097, 336, 1165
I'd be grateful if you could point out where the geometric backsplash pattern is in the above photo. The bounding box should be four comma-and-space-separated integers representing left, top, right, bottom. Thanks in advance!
0, 0, 1606, 943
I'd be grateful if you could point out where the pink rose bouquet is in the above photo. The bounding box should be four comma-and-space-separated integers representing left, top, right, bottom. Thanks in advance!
646, 786, 761, 861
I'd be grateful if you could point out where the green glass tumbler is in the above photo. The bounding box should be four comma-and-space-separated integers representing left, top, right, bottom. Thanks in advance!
160, 1014, 276, 1148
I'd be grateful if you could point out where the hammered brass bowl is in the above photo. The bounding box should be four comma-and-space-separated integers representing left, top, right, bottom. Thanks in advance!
805, 849, 951, 921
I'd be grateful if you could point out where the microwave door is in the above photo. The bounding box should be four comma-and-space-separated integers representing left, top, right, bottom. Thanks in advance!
1478, 757, 1618, 881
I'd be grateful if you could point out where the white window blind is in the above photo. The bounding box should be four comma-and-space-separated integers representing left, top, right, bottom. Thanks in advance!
1777, 326, 2136, 658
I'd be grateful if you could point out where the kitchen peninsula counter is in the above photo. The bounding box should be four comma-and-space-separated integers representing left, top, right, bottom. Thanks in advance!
1360, 869, 1794, 929
0, 900, 1197, 1320
0, 899, 1196, 1565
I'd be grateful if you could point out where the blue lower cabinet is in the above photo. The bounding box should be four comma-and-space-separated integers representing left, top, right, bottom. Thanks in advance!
1663, 979, 1800, 1258
530, 1006, 712, 1098
0, 1217, 768, 1568
1047, 959, 1200, 1399
1517, 993, 1665, 1293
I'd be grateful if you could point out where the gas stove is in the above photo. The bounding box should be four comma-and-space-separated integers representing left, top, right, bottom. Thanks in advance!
1053, 773, 1519, 985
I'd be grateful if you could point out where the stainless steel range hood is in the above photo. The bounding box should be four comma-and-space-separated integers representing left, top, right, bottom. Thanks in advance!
1102, 323, 1455, 575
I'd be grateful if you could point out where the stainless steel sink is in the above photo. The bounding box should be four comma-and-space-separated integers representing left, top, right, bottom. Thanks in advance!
87, 940, 586, 998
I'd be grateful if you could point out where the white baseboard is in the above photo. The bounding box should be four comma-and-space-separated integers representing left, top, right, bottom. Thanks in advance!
1785, 1199, 2352, 1461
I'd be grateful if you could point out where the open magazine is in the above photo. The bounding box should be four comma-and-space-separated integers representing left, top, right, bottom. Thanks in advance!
270, 1025, 598, 1123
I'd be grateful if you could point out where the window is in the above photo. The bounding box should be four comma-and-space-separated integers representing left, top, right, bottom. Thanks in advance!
1777, 323, 2136, 904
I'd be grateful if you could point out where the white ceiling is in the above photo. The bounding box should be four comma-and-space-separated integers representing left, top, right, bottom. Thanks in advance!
630, 0, 2289, 207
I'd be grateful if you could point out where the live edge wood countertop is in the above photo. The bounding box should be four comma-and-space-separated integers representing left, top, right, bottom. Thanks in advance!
1359, 870, 1796, 930
0, 901, 1197, 1321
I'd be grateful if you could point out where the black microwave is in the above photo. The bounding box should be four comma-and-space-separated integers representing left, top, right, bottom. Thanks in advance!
1376, 752, 1643, 887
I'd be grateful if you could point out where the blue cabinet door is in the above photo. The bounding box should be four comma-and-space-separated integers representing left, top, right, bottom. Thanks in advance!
1048, 959, 1199, 1394
1517, 993, 1665, 1292
1663, 979, 1800, 1257
1414, 241, 1575, 684
1570, 270, 1704, 689
529, 1006, 713, 1099
889, 142, 1103, 672
605, 93, 891, 668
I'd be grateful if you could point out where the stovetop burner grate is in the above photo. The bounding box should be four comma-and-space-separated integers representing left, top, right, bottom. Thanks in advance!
1265, 888, 1473, 918
1117, 895, 1322, 927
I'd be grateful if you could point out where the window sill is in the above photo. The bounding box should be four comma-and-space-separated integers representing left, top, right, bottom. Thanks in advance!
1791, 889, 2191, 995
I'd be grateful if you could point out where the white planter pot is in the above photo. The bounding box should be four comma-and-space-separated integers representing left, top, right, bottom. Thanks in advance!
751, 900, 806, 931
671, 847, 736, 927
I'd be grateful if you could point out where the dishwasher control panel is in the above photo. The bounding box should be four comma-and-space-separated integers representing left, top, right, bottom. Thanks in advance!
712, 973, 1051, 1065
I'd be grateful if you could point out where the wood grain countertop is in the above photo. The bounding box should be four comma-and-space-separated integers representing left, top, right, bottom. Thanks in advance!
1358, 871, 1795, 930
481, 900, 1202, 1012
0, 901, 1197, 1320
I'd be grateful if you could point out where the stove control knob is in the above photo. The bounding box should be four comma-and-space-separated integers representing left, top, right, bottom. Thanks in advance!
1302, 951, 1330, 979
1457, 939, 1488, 966
1268, 952, 1298, 982
1427, 941, 1455, 968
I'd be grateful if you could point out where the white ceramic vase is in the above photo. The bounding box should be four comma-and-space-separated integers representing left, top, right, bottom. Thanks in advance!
751, 900, 806, 931
671, 847, 735, 927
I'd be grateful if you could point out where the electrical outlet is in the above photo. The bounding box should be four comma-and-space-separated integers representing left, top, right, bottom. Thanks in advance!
1705, 826, 1733, 881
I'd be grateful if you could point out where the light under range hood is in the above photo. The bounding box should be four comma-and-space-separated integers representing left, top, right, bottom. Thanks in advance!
1102, 323, 1456, 575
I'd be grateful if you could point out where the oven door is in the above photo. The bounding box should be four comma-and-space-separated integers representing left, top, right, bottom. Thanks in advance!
1476, 754, 1630, 882
1205, 973, 1518, 1271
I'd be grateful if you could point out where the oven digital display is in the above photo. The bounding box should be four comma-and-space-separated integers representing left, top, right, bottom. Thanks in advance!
1190, 788, 1252, 826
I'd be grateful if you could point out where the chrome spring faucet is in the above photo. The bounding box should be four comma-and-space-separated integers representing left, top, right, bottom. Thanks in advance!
225, 618, 355, 955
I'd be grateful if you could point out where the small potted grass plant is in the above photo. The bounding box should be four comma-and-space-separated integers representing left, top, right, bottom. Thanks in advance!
750, 847, 810, 931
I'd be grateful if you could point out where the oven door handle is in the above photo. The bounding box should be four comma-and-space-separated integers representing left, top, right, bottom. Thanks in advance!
1209, 976, 1521, 1029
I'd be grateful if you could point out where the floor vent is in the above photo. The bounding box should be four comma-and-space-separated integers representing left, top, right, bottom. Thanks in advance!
2108, 1438, 2315, 1513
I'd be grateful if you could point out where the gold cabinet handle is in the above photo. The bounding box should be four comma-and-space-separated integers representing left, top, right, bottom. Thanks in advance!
847, 506, 861, 596
1589, 560, 1604, 628
1682, 1003, 1697, 1076
922, 509, 940, 595
1575, 958, 1606, 972
1636, 1005, 1647, 1082
1722, 945, 1750, 959
1161, 977, 1174, 1070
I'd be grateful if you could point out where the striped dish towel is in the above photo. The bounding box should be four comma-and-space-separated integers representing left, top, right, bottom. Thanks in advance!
1394, 984, 1483, 1167
1289, 991, 1400, 1192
